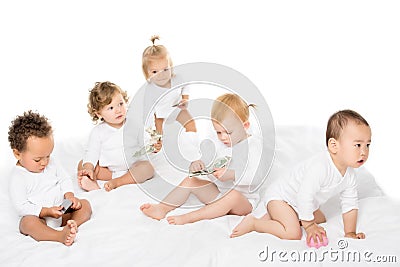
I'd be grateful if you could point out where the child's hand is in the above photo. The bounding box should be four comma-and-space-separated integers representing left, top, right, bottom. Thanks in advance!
67, 196, 82, 211
43, 206, 63, 218
78, 168, 94, 180
345, 232, 365, 239
177, 99, 188, 110
190, 160, 205, 173
305, 223, 326, 244
153, 140, 162, 153
212, 168, 234, 182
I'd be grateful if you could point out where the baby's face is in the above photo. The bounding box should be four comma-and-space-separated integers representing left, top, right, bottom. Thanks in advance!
212, 117, 249, 147
147, 57, 172, 87
14, 135, 54, 173
98, 93, 127, 128
336, 121, 371, 169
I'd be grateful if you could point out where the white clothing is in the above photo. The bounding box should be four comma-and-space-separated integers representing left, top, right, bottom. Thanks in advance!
204, 135, 263, 209
143, 74, 191, 126
264, 150, 358, 221
9, 159, 74, 227
83, 122, 139, 177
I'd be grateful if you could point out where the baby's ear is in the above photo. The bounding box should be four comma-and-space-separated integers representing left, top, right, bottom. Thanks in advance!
243, 121, 250, 130
12, 149, 21, 160
327, 138, 338, 153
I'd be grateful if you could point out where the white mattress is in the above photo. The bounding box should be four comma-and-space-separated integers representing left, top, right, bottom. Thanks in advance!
1, 125, 399, 267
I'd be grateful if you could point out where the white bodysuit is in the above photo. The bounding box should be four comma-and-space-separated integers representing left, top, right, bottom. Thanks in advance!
9, 159, 74, 227
205, 135, 263, 209
143, 74, 191, 126
264, 150, 358, 221
83, 122, 138, 178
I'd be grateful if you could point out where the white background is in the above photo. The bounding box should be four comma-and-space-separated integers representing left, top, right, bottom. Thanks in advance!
1, 1, 399, 199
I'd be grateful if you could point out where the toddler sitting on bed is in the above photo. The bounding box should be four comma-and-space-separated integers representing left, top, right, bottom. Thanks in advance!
141, 35, 197, 152
77, 81, 155, 191
8, 111, 92, 246
141, 93, 263, 225
231, 109, 369, 243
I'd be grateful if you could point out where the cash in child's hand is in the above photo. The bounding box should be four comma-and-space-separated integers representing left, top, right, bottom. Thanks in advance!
189, 156, 231, 178
133, 127, 162, 157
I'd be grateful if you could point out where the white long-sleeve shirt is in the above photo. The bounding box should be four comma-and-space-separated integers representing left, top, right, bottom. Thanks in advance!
143, 74, 191, 125
82, 122, 130, 175
9, 158, 74, 217
204, 135, 263, 206
265, 150, 358, 221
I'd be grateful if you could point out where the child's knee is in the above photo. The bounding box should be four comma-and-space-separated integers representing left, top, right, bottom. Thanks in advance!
142, 161, 155, 175
81, 199, 92, 214
19, 215, 42, 234
180, 177, 194, 187
134, 161, 154, 174
285, 229, 302, 240
77, 160, 83, 171
226, 190, 243, 201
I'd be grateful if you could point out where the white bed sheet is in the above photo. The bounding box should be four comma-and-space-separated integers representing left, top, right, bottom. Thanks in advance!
1, 126, 399, 267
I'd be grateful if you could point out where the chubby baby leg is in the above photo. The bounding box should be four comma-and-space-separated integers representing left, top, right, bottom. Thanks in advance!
167, 189, 250, 225
140, 203, 175, 220
19, 216, 77, 246
104, 161, 155, 191
231, 200, 302, 240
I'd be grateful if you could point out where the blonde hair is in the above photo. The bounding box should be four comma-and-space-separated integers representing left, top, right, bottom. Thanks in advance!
211, 93, 255, 123
87, 81, 129, 123
326, 109, 369, 146
142, 35, 173, 80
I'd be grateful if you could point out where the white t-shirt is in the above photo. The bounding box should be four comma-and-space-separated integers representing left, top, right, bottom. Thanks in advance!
264, 150, 358, 221
143, 74, 191, 126
9, 159, 74, 218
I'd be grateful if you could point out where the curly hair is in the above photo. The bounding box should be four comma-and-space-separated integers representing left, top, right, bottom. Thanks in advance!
8, 110, 53, 152
87, 81, 129, 123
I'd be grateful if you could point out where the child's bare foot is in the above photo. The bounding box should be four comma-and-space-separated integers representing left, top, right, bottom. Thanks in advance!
79, 176, 100, 191
77, 175, 83, 187
167, 214, 191, 225
61, 220, 77, 246
230, 214, 255, 238
140, 203, 170, 220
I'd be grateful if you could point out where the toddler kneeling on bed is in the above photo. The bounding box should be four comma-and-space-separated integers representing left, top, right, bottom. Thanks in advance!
77, 81, 155, 192
231, 109, 369, 243
8, 111, 92, 246
141, 93, 263, 225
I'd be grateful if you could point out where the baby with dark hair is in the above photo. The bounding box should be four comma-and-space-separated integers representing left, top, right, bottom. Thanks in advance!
8, 110, 92, 246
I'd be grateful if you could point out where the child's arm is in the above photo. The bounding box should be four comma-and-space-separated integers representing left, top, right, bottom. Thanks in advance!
64, 192, 82, 210
154, 116, 163, 152
178, 95, 189, 110
342, 209, 365, 239
39, 206, 63, 219
189, 160, 206, 173
155, 116, 164, 134
213, 167, 235, 182
301, 220, 326, 243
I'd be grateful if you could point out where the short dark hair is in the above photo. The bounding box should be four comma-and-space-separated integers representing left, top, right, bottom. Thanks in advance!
326, 109, 369, 146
